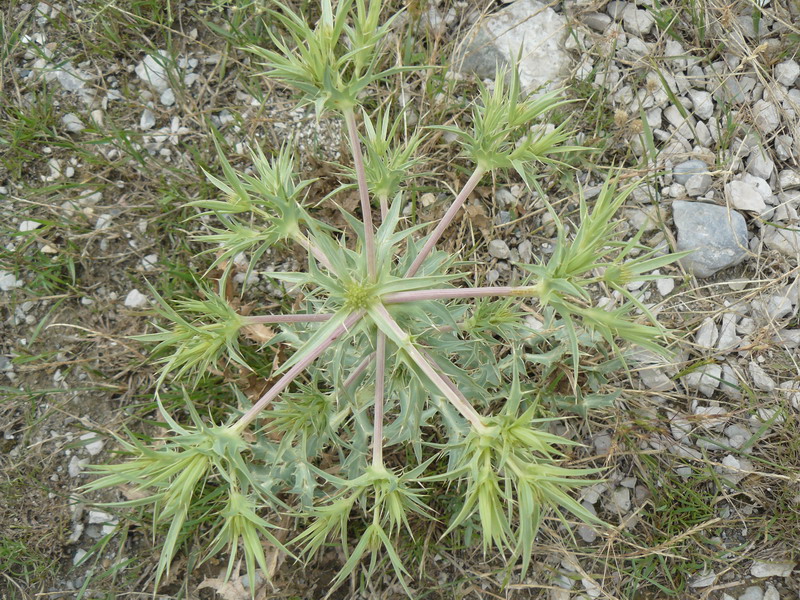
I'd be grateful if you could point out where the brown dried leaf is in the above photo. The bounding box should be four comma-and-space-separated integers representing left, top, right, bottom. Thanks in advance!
197, 577, 250, 600
241, 323, 275, 344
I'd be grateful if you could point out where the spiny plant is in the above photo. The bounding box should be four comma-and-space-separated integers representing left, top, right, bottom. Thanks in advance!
84, 0, 681, 595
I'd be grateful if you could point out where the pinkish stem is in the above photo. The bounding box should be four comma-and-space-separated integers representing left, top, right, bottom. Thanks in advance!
343, 352, 375, 388
294, 234, 335, 272
243, 313, 333, 324
405, 166, 485, 278
372, 304, 487, 434
233, 310, 365, 431
372, 332, 386, 466
383, 285, 539, 304
344, 109, 377, 280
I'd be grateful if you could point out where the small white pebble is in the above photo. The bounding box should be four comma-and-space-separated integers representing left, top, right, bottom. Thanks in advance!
19, 220, 42, 232
124, 289, 149, 308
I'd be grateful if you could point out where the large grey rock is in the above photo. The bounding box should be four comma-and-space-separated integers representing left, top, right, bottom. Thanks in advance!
672, 201, 749, 277
455, 0, 569, 93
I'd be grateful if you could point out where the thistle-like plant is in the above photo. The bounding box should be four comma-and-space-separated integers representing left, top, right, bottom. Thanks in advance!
85, 0, 681, 595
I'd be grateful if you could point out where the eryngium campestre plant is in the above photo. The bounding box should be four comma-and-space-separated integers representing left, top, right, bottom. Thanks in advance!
85, 0, 682, 595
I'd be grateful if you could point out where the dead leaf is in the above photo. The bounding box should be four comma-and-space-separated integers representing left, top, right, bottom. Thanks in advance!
241, 323, 275, 344
197, 577, 250, 600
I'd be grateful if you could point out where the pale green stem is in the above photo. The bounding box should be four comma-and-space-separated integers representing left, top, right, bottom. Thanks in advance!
344, 109, 377, 280
383, 285, 540, 304
405, 166, 486, 278
372, 303, 488, 434
373, 332, 386, 467
378, 194, 389, 221
233, 310, 365, 431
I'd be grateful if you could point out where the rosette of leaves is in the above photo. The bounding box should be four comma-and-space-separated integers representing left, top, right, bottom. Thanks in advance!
85, 0, 683, 595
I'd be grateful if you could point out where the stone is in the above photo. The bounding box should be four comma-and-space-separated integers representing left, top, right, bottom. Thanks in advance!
720, 363, 742, 400
689, 571, 717, 588
682, 364, 722, 397
160, 87, 175, 106
717, 313, 740, 351
638, 365, 674, 391
135, 51, 170, 92
124, 289, 149, 308
73, 549, 87, 566
763, 584, 780, 600
775, 135, 796, 162
0, 270, 22, 292
656, 277, 675, 296
764, 227, 800, 256
62, 113, 85, 133
610, 487, 631, 512
673, 159, 709, 185
752, 295, 793, 321
518, 239, 532, 262
68, 455, 88, 477
717, 76, 755, 104
748, 361, 776, 392
488, 239, 510, 259
696, 317, 718, 349
79, 433, 104, 456
94, 214, 113, 230
670, 415, 692, 443
778, 170, 800, 190
685, 173, 712, 196
19, 220, 42, 232
747, 151, 774, 180
739, 584, 764, 600
582, 11, 611, 32
455, 0, 569, 93
141, 254, 158, 271
672, 201, 749, 278
52, 62, 88, 91
140, 108, 156, 130
695, 121, 713, 147
87, 510, 113, 524
772, 329, 800, 348
688, 89, 714, 119
723, 424, 749, 449
726, 180, 767, 213
664, 105, 694, 139
750, 560, 795, 578
622, 3, 655, 36
753, 100, 780, 134
775, 59, 800, 87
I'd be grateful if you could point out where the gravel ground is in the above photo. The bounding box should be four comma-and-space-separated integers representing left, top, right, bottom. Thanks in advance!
1, 0, 799, 599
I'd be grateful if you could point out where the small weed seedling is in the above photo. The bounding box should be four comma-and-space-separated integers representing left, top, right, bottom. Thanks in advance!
85, 0, 680, 594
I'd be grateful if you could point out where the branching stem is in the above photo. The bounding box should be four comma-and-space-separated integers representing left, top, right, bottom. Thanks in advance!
405, 166, 486, 278
372, 304, 488, 434
233, 310, 365, 431
344, 109, 377, 280
373, 332, 386, 466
